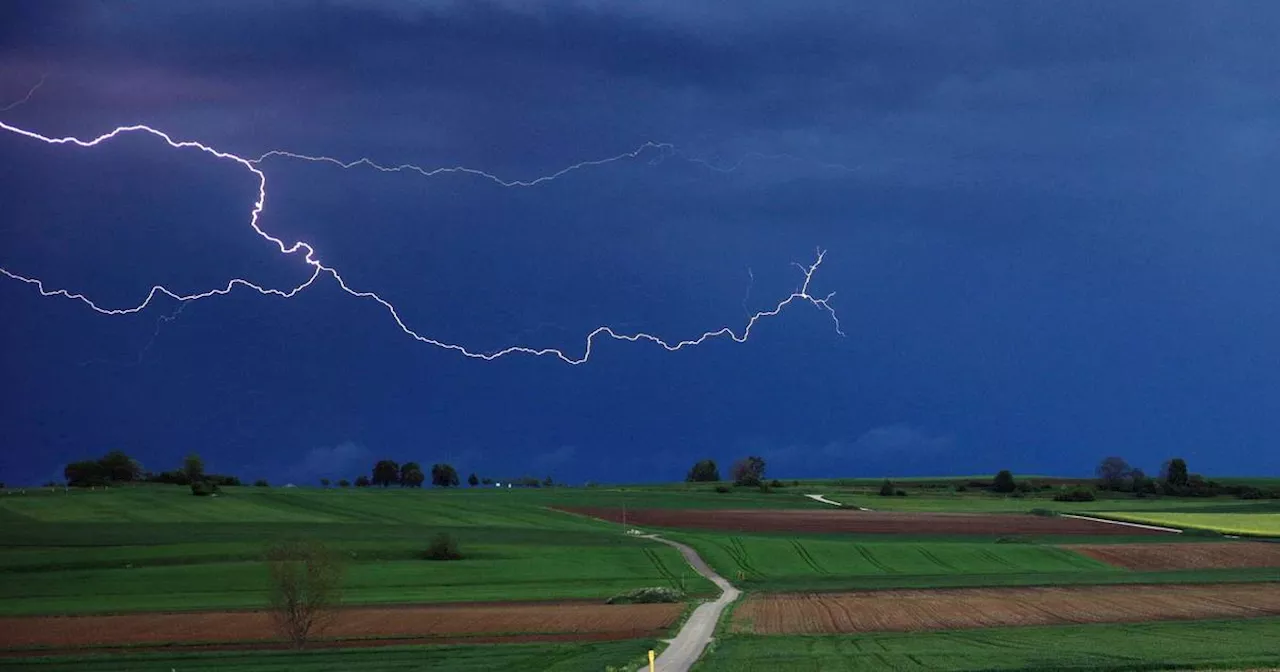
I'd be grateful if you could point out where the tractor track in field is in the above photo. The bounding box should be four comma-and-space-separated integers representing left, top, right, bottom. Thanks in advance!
790, 539, 830, 575
855, 544, 898, 574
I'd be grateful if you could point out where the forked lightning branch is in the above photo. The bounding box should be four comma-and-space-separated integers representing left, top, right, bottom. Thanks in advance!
0, 118, 844, 364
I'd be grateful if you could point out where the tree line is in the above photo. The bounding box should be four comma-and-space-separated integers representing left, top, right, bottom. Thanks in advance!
62, 450, 236, 494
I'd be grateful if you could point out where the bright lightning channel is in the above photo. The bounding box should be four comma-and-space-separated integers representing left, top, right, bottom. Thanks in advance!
0, 119, 843, 364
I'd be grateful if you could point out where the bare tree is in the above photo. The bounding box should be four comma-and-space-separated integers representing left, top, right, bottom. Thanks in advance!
265, 539, 345, 648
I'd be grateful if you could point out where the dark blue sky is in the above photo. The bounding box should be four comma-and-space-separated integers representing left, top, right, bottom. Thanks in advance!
2, 1, 1279, 486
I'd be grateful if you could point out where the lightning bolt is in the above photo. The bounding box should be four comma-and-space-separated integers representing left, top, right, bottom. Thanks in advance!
0, 119, 843, 364
0, 74, 46, 113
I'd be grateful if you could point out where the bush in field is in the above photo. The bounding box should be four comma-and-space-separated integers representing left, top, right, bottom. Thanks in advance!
606, 587, 685, 604
895, 489, 907, 496
714, 485, 731, 493
190, 480, 220, 496
423, 532, 463, 561
992, 470, 1017, 493
1053, 487, 1096, 502
265, 539, 344, 648
253, 479, 270, 487
879, 479, 895, 496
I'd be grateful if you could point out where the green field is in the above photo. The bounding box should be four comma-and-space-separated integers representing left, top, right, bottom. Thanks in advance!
0, 639, 659, 671
667, 530, 1278, 593
0, 486, 718, 616
696, 618, 1280, 671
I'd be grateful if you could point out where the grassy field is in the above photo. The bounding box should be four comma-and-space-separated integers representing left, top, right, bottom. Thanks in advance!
668, 530, 1279, 593
0, 639, 660, 671
0, 486, 719, 616
695, 618, 1280, 671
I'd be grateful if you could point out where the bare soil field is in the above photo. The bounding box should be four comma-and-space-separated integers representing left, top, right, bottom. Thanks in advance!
1068, 542, 1280, 570
559, 507, 1171, 536
734, 583, 1280, 634
0, 601, 681, 652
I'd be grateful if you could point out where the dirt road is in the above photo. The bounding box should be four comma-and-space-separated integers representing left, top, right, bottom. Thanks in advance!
638, 534, 739, 672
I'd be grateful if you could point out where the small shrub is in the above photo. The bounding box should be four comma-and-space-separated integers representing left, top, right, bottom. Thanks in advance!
895, 489, 907, 497
714, 485, 731, 493
878, 479, 895, 497
253, 479, 270, 487
606, 587, 685, 605
791, 480, 800, 487
190, 480, 220, 496
955, 485, 968, 493
770, 479, 784, 488
423, 532, 462, 561
1240, 488, 1265, 500
1053, 488, 1096, 502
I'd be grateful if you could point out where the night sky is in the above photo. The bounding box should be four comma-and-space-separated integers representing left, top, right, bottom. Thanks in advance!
3, 1, 1279, 487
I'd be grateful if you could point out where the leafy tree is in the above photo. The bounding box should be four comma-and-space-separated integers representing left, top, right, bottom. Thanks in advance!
686, 459, 720, 482
337, 479, 350, 488
265, 539, 344, 648
467, 473, 479, 487
99, 450, 142, 482
354, 475, 371, 487
319, 478, 330, 488
481, 477, 493, 485
371, 460, 399, 488
190, 480, 220, 496
1095, 456, 1131, 491
402, 467, 426, 488
992, 470, 1017, 493
543, 475, 554, 487
64, 460, 107, 487
182, 453, 205, 484
254, 479, 270, 487
1165, 458, 1189, 487
431, 463, 460, 488
879, 479, 895, 496
398, 462, 421, 487
730, 456, 766, 487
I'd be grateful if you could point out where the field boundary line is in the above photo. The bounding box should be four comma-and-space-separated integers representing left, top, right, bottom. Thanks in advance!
1060, 513, 1184, 534
804, 493, 873, 511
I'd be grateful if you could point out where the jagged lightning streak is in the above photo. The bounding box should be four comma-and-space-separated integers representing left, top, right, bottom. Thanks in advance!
0, 119, 843, 364
0, 74, 46, 112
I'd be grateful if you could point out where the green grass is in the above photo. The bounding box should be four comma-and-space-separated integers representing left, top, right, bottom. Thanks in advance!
666, 531, 1279, 593
1091, 511, 1280, 537
0, 638, 660, 671
0, 487, 721, 616
695, 618, 1280, 671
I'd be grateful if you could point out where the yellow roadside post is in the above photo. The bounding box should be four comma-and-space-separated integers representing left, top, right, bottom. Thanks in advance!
649, 649, 656, 671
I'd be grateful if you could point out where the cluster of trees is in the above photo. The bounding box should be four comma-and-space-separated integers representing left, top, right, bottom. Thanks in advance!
62, 451, 238, 495
1095, 456, 1275, 499
355, 461, 551, 489
685, 457, 771, 488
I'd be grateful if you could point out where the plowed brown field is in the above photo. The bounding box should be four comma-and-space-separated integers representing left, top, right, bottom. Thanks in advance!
0, 602, 681, 651
1068, 542, 1280, 570
559, 507, 1170, 535
734, 583, 1280, 634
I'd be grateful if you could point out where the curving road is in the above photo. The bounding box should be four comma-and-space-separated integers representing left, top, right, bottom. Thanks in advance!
638, 534, 740, 672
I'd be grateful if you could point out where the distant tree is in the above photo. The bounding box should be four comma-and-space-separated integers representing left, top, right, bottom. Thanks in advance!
1095, 456, 1131, 491
686, 459, 720, 483
431, 464, 460, 488
254, 479, 270, 487
319, 478, 330, 488
992, 470, 1017, 493
879, 479, 895, 496
402, 467, 426, 488
182, 453, 205, 484
730, 456, 766, 487
543, 475, 554, 488
190, 480, 219, 496
1165, 458, 1189, 487
354, 475, 371, 488
371, 460, 399, 488
337, 479, 350, 488
481, 477, 493, 485
99, 450, 142, 482
265, 539, 344, 648
467, 473, 479, 487
64, 460, 107, 487
1129, 468, 1150, 494
398, 462, 421, 487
